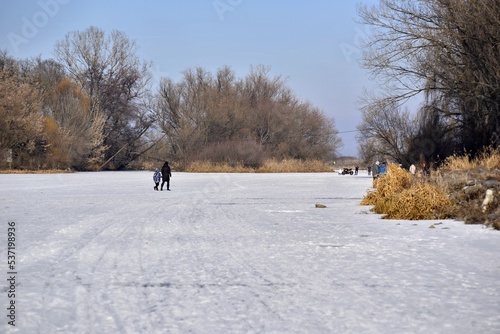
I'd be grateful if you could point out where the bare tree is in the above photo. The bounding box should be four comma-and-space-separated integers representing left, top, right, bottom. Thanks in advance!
49, 77, 107, 169
27, 58, 107, 169
154, 65, 342, 167
55, 26, 152, 169
0, 56, 44, 169
357, 99, 416, 165
156, 74, 206, 165
358, 0, 500, 159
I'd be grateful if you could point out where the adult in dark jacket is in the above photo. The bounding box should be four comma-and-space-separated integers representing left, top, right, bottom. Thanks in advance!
161, 161, 172, 191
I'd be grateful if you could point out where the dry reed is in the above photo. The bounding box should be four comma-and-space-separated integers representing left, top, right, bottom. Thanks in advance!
361, 163, 451, 220
185, 161, 251, 173
441, 148, 500, 171
0, 169, 74, 174
185, 159, 332, 173
256, 159, 332, 173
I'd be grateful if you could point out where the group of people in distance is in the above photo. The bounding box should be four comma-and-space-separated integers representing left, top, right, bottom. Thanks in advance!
153, 161, 172, 191
371, 160, 387, 180
371, 160, 425, 181
153, 160, 422, 191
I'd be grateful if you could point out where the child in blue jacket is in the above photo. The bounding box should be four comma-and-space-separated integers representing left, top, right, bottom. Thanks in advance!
153, 168, 161, 191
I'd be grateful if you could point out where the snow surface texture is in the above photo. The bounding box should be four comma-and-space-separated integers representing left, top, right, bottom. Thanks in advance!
1, 171, 499, 333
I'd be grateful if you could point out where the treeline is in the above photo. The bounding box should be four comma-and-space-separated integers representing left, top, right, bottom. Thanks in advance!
0, 27, 341, 171
356, 0, 500, 166
0, 55, 107, 170
153, 65, 341, 168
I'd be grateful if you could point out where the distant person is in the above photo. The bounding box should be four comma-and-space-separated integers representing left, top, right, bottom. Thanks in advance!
379, 162, 387, 175
161, 161, 172, 191
153, 168, 161, 191
409, 164, 416, 175
355, 165, 359, 175
367, 166, 371, 175
372, 161, 380, 180
422, 162, 429, 176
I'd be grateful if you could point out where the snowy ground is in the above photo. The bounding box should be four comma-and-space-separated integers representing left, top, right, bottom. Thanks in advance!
1, 171, 499, 333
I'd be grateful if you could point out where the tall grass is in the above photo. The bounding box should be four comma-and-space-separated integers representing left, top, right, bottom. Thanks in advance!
0, 169, 74, 174
184, 161, 251, 173
441, 148, 500, 171
361, 150, 500, 229
256, 159, 332, 173
184, 159, 333, 173
361, 163, 451, 220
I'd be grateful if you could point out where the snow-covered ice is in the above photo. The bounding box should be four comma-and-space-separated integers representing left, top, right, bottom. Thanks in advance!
1, 171, 499, 333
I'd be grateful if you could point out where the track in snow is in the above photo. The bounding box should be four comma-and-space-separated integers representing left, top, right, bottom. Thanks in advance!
1, 172, 499, 333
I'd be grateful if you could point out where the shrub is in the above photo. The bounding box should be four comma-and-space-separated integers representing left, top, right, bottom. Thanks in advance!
384, 182, 451, 219
361, 163, 451, 220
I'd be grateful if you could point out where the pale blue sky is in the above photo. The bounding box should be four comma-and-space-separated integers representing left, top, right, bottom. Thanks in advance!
0, 0, 380, 156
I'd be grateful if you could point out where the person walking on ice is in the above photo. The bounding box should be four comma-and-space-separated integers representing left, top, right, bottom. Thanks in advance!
153, 168, 161, 191
161, 161, 172, 191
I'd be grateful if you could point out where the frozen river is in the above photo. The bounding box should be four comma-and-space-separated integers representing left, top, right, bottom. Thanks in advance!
1, 171, 499, 333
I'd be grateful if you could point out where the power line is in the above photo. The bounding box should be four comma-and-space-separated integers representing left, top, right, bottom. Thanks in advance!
337, 129, 360, 134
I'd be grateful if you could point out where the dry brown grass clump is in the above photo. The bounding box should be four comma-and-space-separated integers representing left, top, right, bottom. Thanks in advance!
256, 159, 332, 173
386, 182, 452, 219
0, 169, 74, 174
185, 161, 252, 173
185, 159, 332, 173
441, 148, 500, 171
362, 150, 500, 229
361, 163, 451, 220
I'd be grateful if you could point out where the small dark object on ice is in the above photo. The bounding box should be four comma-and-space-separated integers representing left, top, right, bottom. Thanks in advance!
340, 168, 354, 175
